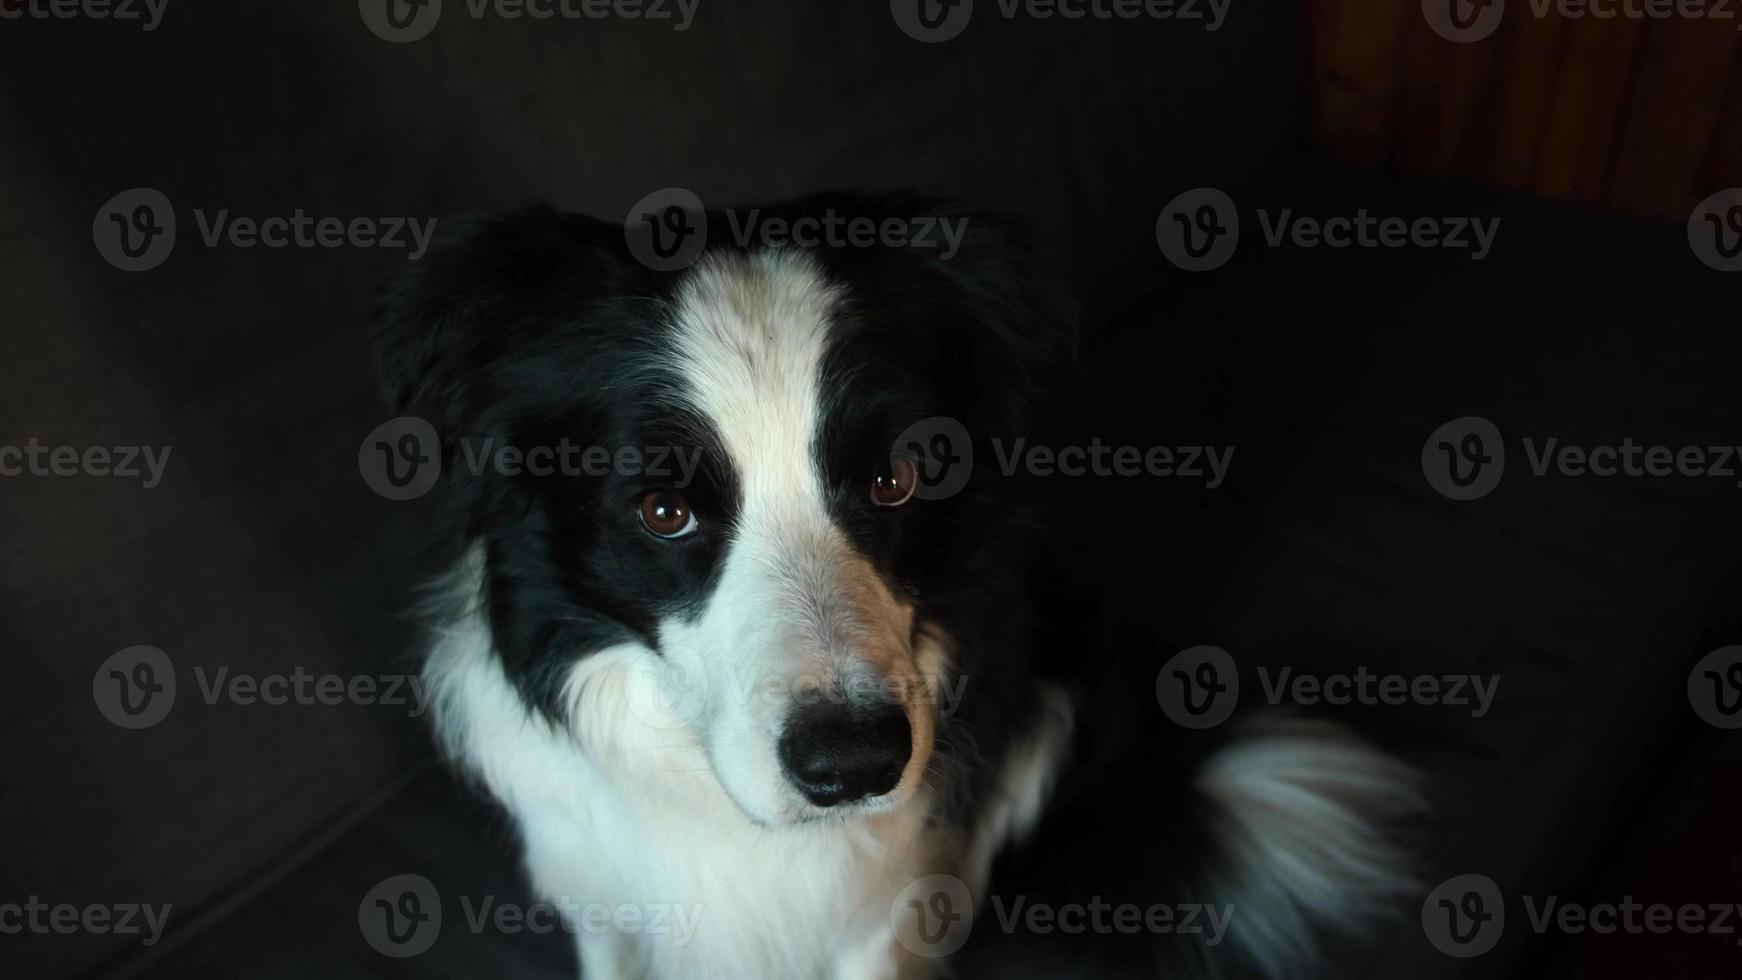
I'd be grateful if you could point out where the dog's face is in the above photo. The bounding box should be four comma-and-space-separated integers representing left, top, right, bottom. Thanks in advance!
375, 197, 1063, 826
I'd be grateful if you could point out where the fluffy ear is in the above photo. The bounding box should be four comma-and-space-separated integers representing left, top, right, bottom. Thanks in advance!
871, 196, 1078, 431
368, 207, 627, 436
928, 206, 1077, 422
760, 192, 1076, 428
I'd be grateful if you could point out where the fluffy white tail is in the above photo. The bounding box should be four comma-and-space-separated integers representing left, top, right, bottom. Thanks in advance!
1194, 714, 1421, 977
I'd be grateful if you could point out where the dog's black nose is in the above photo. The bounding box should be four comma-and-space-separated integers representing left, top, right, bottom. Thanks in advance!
777, 701, 912, 807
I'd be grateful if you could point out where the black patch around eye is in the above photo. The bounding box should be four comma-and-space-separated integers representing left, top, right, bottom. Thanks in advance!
804, 235, 1046, 616
813, 335, 956, 601
460, 335, 744, 722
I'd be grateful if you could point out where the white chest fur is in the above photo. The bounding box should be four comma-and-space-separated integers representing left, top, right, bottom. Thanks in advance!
423, 601, 969, 979
515, 769, 934, 979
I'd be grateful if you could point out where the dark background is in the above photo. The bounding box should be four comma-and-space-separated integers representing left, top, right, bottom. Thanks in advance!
2, 2, 1739, 978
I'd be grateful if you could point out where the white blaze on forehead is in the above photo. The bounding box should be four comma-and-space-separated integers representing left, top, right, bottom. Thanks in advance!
667, 249, 840, 511
656, 250, 935, 823
662, 249, 913, 674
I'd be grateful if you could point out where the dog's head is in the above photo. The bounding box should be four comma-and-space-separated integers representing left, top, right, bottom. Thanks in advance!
374, 194, 1067, 826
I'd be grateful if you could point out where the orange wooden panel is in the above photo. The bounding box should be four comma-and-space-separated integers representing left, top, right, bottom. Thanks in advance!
1530, 19, 1647, 204
1309, 0, 1410, 167
1309, 1, 1742, 219
1485, 10, 1568, 190
1605, 19, 1737, 216
1695, 52, 1742, 195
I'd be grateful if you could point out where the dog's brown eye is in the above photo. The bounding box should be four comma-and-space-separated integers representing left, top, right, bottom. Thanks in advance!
638, 491, 697, 538
871, 457, 919, 508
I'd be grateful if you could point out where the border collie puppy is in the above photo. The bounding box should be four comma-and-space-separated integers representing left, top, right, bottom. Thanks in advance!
371, 194, 1417, 979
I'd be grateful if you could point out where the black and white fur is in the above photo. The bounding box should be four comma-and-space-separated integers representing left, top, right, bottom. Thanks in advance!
372, 194, 1418, 979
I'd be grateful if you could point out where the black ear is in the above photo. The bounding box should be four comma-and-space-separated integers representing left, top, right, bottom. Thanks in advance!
368, 206, 626, 437
928, 206, 1077, 422
758, 191, 1076, 427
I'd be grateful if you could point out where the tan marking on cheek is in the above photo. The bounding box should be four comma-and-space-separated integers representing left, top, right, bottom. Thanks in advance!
890, 627, 950, 798
899, 701, 937, 798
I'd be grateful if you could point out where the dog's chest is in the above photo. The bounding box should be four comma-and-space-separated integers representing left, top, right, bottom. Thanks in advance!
512, 760, 937, 979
